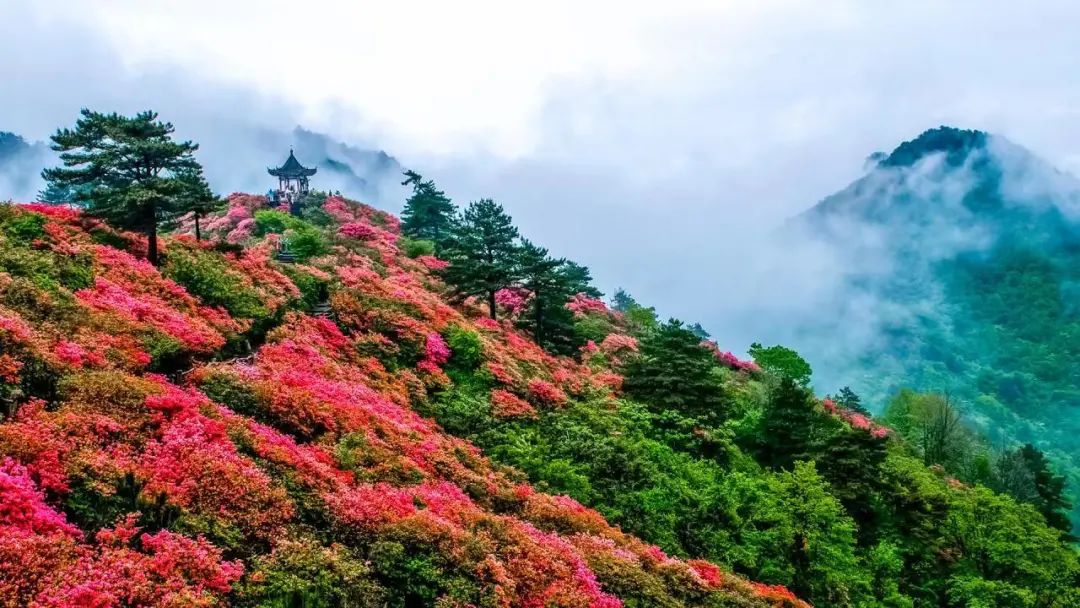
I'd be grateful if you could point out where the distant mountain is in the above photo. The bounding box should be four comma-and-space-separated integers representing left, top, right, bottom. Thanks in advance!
0, 127, 404, 205
0, 131, 49, 200
289, 127, 403, 203
794, 126, 1080, 525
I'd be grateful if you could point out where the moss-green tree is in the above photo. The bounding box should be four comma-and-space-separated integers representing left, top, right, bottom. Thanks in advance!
759, 378, 820, 470
42, 109, 203, 265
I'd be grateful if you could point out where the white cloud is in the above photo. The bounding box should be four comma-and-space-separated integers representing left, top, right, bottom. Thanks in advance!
7, 0, 1080, 368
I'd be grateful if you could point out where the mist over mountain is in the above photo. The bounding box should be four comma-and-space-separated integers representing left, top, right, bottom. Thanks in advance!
0, 132, 50, 202
0, 126, 403, 206
786, 126, 1080, 525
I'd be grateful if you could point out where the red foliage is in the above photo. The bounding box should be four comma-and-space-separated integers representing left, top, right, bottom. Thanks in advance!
0, 458, 80, 538
491, 389, 538, 420
528, 379, 569, 407
0, 193, 814, 608
565, 293, 608, 317
35, 515, 243, 607
339, 221, 379, 241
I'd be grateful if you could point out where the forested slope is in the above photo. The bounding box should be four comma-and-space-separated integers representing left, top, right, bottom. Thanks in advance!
0, 190, 1075, 607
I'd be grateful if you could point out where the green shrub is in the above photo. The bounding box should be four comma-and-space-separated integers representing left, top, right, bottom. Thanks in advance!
254, 209, 300, 235
164, 246, 268, 319
280, 265, 326, 310
2, 212, 46, 241
286, 226, 329, 261
399, 237, 435, 259
443, 325, 483, 372
199, 371, 264, 419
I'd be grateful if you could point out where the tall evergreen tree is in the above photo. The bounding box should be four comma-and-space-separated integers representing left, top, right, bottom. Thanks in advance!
816, 426, 888, 535
1018, 443, 1072, 535
400, 169, 455, 250
760, 377, 820, 470
441, 198, 520, 319
622, 319, 728, 424
833, 386, 869, 415
515, 241, 598, 354
42, 109, 202, 265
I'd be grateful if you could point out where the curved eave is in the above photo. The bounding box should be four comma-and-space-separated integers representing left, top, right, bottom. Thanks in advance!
268, 167, 318, 178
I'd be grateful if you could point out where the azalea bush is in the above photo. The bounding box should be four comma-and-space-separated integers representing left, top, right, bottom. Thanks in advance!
0, 193, 1074, 608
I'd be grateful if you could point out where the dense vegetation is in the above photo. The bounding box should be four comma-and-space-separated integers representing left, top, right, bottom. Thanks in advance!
0, 113, 1076, 607
800, 126, 1080, 532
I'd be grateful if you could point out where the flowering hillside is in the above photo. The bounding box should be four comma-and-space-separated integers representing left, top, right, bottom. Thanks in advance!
0, 198, 811, 607
2, 190, 1077, 608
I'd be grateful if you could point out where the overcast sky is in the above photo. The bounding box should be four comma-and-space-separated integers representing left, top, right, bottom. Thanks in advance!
5, 0, 1080, 365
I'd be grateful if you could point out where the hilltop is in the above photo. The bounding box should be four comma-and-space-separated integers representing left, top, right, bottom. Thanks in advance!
794, 126, 1080, 530
0, 185, 1075, 607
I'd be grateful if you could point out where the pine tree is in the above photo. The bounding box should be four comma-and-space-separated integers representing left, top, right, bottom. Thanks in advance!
609, 288, 658, 331
816, 427, 888, 534
1018, 443, 1073, 535
760, 377, 820, 470
400, 170, 455, 250
687, 322, 711, 339
833, 386, 869, 415
515, 241, 598, 354
42, 109, 202, 265
172, 167, 219, 242
622, 319, 728, 424
36, 182, 85, 206
611, 288, 635, 312
441, 198, 520, 319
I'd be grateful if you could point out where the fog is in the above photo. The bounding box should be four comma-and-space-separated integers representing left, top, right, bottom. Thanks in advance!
4, 1, 1080, 394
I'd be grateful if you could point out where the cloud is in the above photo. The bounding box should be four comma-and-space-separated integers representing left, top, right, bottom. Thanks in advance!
6, 0, 1080, 393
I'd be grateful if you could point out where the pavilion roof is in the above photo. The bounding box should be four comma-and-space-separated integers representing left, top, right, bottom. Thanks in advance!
268, 150, 317, 178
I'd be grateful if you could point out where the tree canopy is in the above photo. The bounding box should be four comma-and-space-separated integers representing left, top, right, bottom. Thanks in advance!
42, 109, 206, 264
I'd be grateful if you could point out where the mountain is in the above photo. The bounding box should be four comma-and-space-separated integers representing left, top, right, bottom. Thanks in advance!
0, 189, 1075, 607
795, 126, 1080, 528
0, 131, 49, 201
0, 127, 403, 205
290, 127, 402, 203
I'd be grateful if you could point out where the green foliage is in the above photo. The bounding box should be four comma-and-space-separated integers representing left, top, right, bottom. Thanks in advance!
442, 325, 484, 373
398, 236, 435, 258
254, 209, 300, 235
776, 462, 868, 607
400, 170, 456, 249
622, 319, 729, 426
42, 109, 205, 264
832, 386, 868, 415
279, 265, 326, 311
515, 240, 597, 355
163, 245, 268, 319
758, 378, 821, 470
170, 166, 221, 241
441, 198, 520, 319
366, 540, 479, 607
0, 210, 95, 293
611, 288, 659, 332
286, 225, 329, 261
2, 212, 46, 241
749, 342, 813, 386
253, 210, 329, 261
237, 538, 386, 607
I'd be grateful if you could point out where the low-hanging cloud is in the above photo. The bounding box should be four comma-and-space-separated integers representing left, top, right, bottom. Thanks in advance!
4, 1, 1080, 402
